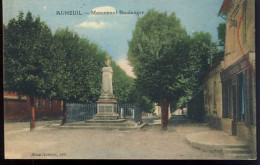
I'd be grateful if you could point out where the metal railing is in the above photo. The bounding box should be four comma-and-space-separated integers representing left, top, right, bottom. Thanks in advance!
66, 103, 97, 122
66, 103, 141, 123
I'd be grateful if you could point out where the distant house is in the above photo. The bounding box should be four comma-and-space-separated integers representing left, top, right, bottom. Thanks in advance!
154, 103, 171, 119
204, 0, 256, 156
4, 91, 62, 120
154, 103, 162, 116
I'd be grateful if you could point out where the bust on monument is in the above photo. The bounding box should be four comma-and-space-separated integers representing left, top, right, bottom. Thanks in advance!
105, 55, 111, 66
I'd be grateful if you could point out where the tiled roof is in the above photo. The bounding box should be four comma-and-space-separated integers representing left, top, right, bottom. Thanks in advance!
219, 0, 232, 14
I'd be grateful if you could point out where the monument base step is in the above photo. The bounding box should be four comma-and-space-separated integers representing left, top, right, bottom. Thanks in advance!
92, 114, 119, 120
87, 119, 127, 123
61, 121, 147, 130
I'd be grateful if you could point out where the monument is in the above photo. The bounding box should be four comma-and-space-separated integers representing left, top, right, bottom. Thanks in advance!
63, 56, 146, 129
92, 56, 124, 121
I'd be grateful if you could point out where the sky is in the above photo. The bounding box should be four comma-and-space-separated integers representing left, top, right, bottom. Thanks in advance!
3, 0, 225, 77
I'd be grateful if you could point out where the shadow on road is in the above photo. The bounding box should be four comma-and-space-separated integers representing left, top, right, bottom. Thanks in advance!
168, 115, 196, 126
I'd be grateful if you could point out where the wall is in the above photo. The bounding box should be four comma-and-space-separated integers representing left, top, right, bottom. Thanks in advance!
4, 91, 62, 120
205, 0, 256, 155
224, 0, 256, 155
4, 91, 30, 120
204, 62, 224, 129
224, 0, 255, 68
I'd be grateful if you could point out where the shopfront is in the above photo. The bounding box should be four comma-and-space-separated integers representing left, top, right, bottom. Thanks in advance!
220, 53, 254, 136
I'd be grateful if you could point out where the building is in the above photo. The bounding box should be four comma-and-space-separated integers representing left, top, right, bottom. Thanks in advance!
154, 103, 162, 115
4, 91, 62, 120
204, 0, 256, 156
154, 103, 171, 119
204, 62, 224, 129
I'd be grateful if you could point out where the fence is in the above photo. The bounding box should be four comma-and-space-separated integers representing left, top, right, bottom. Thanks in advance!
66, 103, 142, 123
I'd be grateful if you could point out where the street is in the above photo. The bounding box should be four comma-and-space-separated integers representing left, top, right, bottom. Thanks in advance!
5, 115, 226, 159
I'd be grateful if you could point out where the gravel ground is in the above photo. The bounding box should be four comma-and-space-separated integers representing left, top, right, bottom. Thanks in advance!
4, 116, 225, 159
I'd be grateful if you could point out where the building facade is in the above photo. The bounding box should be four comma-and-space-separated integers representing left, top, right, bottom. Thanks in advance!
4, 91, 62, 120
204, 62, 224, 129
204, 0, 256, 155
154, 103, 171, 119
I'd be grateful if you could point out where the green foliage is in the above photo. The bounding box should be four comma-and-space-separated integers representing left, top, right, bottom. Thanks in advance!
49, 28, 136, 103
49, 28, 107, 102
128, 9, 223, 110
189, 32, 212, 73
127, 84, 154, 112
4, 11, 52, 97
178, 23, 226, 107
4, 11, 135, 103
212, 49, 224, 65
217, 22, 226, 47
209, 22, 226, 65
110, 61, 134, 103
177, 32, 220, 107
128, 9, 191, 103
186, 31, 216, 93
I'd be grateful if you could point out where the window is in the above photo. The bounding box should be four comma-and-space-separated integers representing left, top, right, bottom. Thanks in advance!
222, 80, 229, 118
246, 69, 253, 124
237, 70, 254, 124
237, 72, 246, 122
223, 69, 253, 124
213, 81, 217, 109
222, 78, 236, 119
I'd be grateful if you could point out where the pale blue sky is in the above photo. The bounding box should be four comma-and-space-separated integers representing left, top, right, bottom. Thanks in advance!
3, 0, 225, 61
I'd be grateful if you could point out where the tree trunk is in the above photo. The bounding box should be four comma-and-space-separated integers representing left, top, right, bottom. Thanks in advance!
161, 98, 169, 130
29, 96, 36, 131
61, 101, 66, 125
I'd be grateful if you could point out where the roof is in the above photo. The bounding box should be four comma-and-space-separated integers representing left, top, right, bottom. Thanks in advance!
219, 0, 232, 15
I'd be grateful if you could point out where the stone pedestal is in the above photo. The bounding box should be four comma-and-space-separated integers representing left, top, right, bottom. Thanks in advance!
92, 66, 121, 121
93, 100, 119, 120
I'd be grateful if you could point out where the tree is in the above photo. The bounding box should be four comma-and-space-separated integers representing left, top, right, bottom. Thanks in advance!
211, 22, 226, 64
4, 11, 148, 127
188, 32, 213, 86
50, 28, 107, 103
190, 32, 212, 71
110, 61, 135, 103
175, 32, 219, 111
127, 85, 154, 113
176, 29, 226, 121
128, 9, 190, 129
49, 29, 109, 124
4, 11, 53, 130
50, 28, 135, 104
110, 61, 154, 111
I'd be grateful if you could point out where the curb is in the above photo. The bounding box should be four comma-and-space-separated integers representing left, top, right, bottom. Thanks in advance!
185, 132, 249, 153
185, 135, 224, 152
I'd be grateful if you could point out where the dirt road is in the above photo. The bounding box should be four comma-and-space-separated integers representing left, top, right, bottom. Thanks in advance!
5, 115, 224, 159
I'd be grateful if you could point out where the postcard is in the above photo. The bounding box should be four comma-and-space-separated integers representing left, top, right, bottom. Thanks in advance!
3, 0, 256, 160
